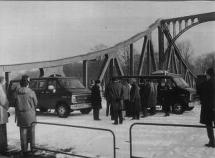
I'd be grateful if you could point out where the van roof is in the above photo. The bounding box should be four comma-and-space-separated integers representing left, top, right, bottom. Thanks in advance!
113, 70, 182, 80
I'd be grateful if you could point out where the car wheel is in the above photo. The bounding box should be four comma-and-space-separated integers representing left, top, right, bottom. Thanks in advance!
56, 104, 70, 118
172, 103, 184, 114
39, 107, 48, 112
80, 108, 92, 114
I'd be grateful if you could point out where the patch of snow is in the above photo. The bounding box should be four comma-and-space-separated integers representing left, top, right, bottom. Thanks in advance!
6, 100, 215, 158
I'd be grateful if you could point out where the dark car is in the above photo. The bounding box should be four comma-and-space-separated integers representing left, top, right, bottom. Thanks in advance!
114, 70, 198, 114
8, 76, 92, 118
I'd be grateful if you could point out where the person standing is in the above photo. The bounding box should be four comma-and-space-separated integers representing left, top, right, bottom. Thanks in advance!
15, 75, 38, 155
139, 80, 149, 118
104, 80, 112, 119
109, 78, 124, 125
0, 76, 9, 155
161, 80, 172, 117
198, 68, 215, 147
130, 80, 141, 120
147, 81, 157, 115
91, 80, 102, 120
122, 79, 131, 117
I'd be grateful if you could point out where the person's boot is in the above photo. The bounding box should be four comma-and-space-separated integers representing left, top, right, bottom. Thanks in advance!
205, 126, 215, 147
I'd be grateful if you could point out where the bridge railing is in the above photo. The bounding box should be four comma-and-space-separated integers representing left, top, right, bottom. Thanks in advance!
129, 122, 213, 158
31, 122, 116, 158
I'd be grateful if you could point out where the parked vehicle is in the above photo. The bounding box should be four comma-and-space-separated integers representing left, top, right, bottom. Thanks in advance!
114, 70, 198, 114
8, 76, 92, 118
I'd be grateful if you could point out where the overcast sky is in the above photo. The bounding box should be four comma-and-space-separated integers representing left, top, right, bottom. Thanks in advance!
0, 1, 215, 65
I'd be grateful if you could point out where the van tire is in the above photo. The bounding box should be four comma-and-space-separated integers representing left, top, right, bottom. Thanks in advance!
172, 103, 184, 114
80, 108, 92, 114
56, 104, 70, 118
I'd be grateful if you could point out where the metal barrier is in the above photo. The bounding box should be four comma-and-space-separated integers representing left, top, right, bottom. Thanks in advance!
31, 122, 116, 158
129, 122, 214, 158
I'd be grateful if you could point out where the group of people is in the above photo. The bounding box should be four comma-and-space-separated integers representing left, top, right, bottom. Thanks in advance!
0, 75, 37, 156
91, 77, 159, 125
0, 67, 214, 156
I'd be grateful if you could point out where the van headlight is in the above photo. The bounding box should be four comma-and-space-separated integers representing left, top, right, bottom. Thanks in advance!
71, 95, 77, 104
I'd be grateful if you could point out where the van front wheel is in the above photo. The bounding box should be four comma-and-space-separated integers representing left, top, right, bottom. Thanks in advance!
56, 104, 70, 118
172, 103, 184, 114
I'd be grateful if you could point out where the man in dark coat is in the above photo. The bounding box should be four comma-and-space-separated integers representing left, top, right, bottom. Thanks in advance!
91, 80, 102, 120
139, 80, 149, 118
109, 78, 124, 125
198, 68, 215, 147
130, 81, 141, 120
15, 75, 38, 155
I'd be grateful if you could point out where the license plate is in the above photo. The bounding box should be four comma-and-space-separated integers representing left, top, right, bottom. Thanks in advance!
70, 103, 91, 110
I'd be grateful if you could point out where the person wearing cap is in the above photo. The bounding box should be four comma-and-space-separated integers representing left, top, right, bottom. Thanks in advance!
91, 80, 102, 120
14, 75, 38, 155
0, 76, 9, 155
198, 67, 215, 147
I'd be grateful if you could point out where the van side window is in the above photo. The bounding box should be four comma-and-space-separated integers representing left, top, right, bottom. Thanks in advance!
38, 81, 47, 89
166, 79, 175, 89
29, 80, 37, 89
11, 82, 20, 91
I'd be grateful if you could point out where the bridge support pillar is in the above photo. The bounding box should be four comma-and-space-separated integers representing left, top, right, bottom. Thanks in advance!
83, 60, 88, 88
109, 58, 114, 78
158, 26, 164, 69
130, 44, 134, 76
5, 72, 10, 91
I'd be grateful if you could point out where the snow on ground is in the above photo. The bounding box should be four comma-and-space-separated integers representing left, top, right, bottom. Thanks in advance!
6, 100, 215, 158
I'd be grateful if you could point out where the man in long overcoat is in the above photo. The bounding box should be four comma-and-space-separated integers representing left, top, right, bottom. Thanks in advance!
109, 78, 124, 125
198, 68, 215, 147
91, 80, 102, 120
0, 76, 9, 154
130, 81, 141, 120
15, 75, 38, 155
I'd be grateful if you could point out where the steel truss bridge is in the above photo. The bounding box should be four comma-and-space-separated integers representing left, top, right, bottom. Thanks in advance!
1, 12, 215, 88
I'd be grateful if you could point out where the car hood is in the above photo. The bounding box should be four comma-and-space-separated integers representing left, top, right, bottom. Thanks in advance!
66, 88, 91, 95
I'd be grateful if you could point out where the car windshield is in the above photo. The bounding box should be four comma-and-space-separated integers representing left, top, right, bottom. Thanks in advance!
59, 78, 85, 89
173, 77, 189, 88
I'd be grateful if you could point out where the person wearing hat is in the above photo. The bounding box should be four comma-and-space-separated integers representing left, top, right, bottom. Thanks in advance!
91, 80, 102, 120
198, 67, 215, 147
14, 75, 38, 155
0, 76, 9, 155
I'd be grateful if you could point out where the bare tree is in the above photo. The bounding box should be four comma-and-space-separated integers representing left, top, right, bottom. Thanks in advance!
194, 52, 215, 74
176, 40, 194, 65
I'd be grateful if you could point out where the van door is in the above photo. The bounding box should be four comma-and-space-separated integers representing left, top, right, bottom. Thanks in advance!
37, 79, 62, 110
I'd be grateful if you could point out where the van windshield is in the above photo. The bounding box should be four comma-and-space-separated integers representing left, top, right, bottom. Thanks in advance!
173, 77, 189, 88
59, 78, 85, 89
